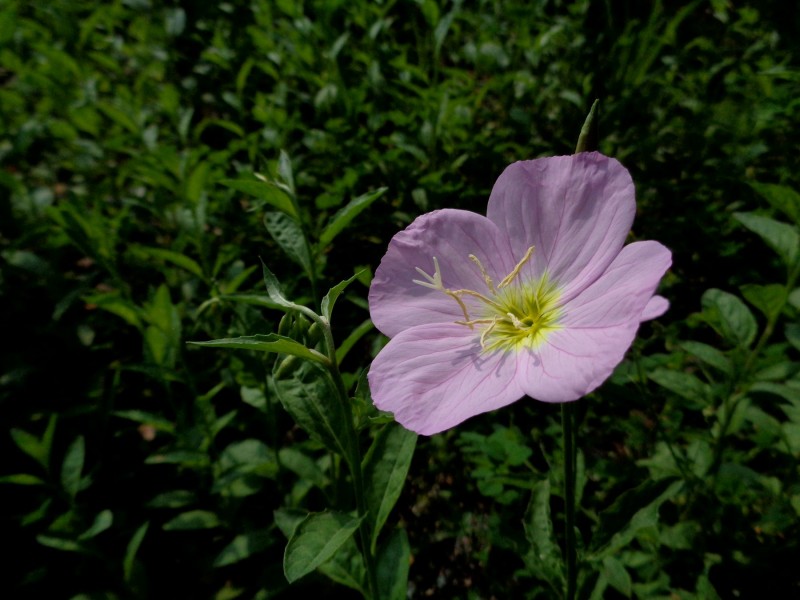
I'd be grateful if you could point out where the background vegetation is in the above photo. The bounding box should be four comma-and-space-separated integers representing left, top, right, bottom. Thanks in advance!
2, 0, 799, 597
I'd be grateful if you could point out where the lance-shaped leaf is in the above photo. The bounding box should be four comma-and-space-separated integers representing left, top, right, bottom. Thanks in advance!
376, 529, 411, 600
362, 424, 417, 547
283, 511, 364, 583
523, 478, 565, 591
264, 211, 314, 279
321, 272, 362, 321
701, 288, 757, 348
188, 334, 327, 365
220, 177, 298, 218
319, 187, 387, 248
734, 212, 799, 268
270, 361, 351, 460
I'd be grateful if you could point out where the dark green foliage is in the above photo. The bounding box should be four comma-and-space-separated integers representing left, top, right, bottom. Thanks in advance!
2, 0, 799, 597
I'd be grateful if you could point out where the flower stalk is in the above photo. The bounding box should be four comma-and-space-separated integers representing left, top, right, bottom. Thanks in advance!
561, 401, 578, 600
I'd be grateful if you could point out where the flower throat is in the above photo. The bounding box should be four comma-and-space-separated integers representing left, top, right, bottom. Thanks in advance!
412, 246, 562, 352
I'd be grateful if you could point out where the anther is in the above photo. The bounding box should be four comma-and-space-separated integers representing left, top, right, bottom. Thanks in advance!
498, 245, 535, 289
469, 254, 497, 294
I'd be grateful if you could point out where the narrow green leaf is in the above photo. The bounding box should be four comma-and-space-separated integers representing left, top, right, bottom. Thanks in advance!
129, 245, 204, 278
363, 424, 417, 546
78, 509, 113, 540
740, 283, 787, 321
123, 522, 149, 582
680, 341, 732, 374
336, 319, 374, 364
376, 529, 411, 600
321, 272, 363, 321
734, 212, 799, 267
283, 511, 364, 583
264, 211, 313, 277
648, 369, 710, 407
218, 293, 288, 311
279, 447, 330, 489
0, 473, 46, 485
188, 334, 327, 365
589, 479, 682, 559
10, 428, 49, 470
61, 436, 85, 501
213, 529, 273, 567
220, 178, 297, 218
317, 536, 367, 594
701, 288, 757, 348
318, 188, 387, 248
260, 260, 302, 311
750, 182, 800, 225
523, 478, 564, 589
602, 556, 632, 598
278, 149, 295, 195
146, 490, 197, 508
37, 535, 87, 553
270, 362, 350, 460
163, 510, 220, 530
113, 410, 176, 434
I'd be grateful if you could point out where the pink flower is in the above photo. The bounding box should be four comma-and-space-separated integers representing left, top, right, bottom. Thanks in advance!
367, 152, 671, 435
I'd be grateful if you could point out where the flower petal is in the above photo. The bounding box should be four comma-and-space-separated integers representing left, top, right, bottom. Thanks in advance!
518, 240, 671, 402
519, 324, 639, 402
559, 241, 672, 328
486, 152, 636, 302
641, 295, 669, 321
368, 324, 525, 435
369, 209, 515, 339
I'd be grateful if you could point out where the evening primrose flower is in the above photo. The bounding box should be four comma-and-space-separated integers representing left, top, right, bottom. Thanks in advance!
367, 152, 671, 435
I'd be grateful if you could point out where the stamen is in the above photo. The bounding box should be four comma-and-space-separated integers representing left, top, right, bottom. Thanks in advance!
444, 289, 472, 324
480, 317, 499, 348
451, 288, 504, 311
507, 312, 525, 329
468, 254, 497, 294
412, 257, 443, 290
498, 245, 535, 289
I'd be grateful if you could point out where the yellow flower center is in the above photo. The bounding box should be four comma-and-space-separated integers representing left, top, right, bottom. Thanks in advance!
413, 246, 563, 352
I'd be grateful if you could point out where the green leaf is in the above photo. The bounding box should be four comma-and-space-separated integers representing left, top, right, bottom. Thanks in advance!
734, 212, 799, 267
113, 410, 176, 435
523, 478, 564, 590
123, 522, 149, 582
0, 473, 45, 485
61, 436, 85, 501
336, 319, 374, 364
362, 424, 417, 546
376, 529, 411, 600
78, 509, 113, 540
213, 529, 274, 567
163, 510, 221, 531
648, 369, 710, 408
680, 341, 732, 375
750, 182, 800, 225
260, 261, 299, 310
740, 283, 787, 321
37, 535, 87, 554
146, 490, 197, 508
321, 272, 362, 322
264, 211, 313, 278
10, 427, 50, 470
318, 188, 387, 248
270, 362, 351, 460
317, 536, 367, 594
129, 245, 204, 278
701, 288, 757, 348
188, 334, 327, 365
283, 511, 364, 583
220, 178, 298, 218
589, 479, 682, 559
279, 448, 330, 489
278, 150, 296, 195
602, 556, 632, 598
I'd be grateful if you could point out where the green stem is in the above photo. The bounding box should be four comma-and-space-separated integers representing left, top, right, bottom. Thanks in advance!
561, 401, 578, 600
319, 316, 379, 599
